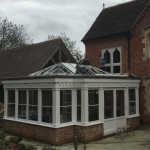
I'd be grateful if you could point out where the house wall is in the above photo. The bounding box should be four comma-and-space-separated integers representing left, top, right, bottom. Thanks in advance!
85, 37, 129, 74
84, 9, 150, 125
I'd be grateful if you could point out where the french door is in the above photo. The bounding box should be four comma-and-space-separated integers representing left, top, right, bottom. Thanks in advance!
104, 89, 126, 135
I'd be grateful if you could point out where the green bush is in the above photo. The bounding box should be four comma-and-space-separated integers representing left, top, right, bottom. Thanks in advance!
9, 135, 22, 144
0, 132, 6, 141
26, 145, 37, 150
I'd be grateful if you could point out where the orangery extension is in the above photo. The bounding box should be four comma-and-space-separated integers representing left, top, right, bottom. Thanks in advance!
2, 63, 140, 145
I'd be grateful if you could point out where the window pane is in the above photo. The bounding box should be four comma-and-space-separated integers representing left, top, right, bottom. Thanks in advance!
104, 50, 110, 63
113, 66, 120, 73
104, 67, 111, 73
8, 104, 15, 117
60, 90, 71, 106
77, 106, 81, 122
29, 90, 38, 105
29, 106, 38, 121
18, 90, 26, 104
42, 90, 52, 106
18, 105, 26, 119
104, 90, 114, 119
116, 90, 124, 117
88, 90, 98, 105
89, 106, 99, 122
42, 107, 52, 123
77, 90, 81, 122
8, 90, 15, 103
77, 90, 81, 105
113, 49, 120, 63
129, 89, 136, 115
60, 107, 72, 123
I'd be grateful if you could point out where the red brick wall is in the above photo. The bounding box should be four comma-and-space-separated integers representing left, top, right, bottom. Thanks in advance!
127, 117, 140, 129
3, 120, 103, 145
84, 9, 150, 125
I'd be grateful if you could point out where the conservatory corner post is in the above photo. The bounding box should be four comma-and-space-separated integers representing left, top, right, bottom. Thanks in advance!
38, 89, 42, 123
81, 87, 88, 124
99, 88, 104, 121
72, 89, 77, 123
15, 89, 18, 119
4, 88, 8, 118
53, 88, 60, 126
136, 87, 139, 115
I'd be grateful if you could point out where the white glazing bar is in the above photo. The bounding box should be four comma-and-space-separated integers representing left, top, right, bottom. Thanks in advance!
38, 89, 42, 123
53, 89, 60, 126
81, 87, 88, 124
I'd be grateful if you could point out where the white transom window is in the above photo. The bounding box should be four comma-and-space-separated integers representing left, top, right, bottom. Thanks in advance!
101, 47, 121, 74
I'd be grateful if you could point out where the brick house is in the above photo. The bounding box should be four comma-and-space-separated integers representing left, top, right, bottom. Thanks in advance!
82, 0, 150, 125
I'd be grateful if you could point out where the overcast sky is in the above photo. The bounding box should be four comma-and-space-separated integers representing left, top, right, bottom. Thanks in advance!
0, 0, 130, 54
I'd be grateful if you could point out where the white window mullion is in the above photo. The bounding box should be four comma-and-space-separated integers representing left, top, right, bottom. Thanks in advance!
81, 87, 88, 124
4, 88, 8, 118
125, 88, 129, 117
99, 88, 104, 122
53, 89, 60, 126
38, 89, 42, 123
15, 89, 18, 120
72, 89, 77, 123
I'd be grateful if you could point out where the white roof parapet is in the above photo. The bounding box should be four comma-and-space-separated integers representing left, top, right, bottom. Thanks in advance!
29, 62, 127, 77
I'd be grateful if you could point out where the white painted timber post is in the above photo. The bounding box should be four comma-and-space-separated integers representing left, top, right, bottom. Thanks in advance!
81, 87, 88, 125
99, 88, 104, 122
125, 88, 129, 117
72, 89, 77, 123
4, 88, 8, 118
53, 88, 60, 126
136, 87, 139, 115
38, 89, 42, 123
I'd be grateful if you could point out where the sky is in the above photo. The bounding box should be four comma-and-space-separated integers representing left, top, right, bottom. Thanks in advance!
0, 0, 130, 54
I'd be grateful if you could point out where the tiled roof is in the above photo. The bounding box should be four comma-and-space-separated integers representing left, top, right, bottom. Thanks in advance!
82, 0, 150, 42
0, 39, 75, 78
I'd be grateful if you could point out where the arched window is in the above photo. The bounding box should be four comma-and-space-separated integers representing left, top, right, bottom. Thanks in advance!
113, 49, 120, 63
104, 50, 110, 63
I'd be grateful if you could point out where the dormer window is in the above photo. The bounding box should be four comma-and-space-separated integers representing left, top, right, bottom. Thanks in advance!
101, 47, 121, 74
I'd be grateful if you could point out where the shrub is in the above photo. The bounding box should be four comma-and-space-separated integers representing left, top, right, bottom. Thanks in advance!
0, 132, 6, 141
26, 145, 37, 150
9, 135, 22, 144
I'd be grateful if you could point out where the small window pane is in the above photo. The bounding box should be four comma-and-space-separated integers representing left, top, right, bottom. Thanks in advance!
88, 90, 98, 105
29, 90, 38, 105
89, 106, 99, 122
42, 90, 52, 106
29, 106, 38, 121
60, 107, 72, 123
104, 50, 110, 63
60, 90, 71, 106
8, 90, 15, 103
113, 66, 120, 73
129, 89, 136, 115
116, 90, 125, 117
113, 49, 120, 63
42, 107, 52, 123
104, 90, 114, 119
104, 67, 111, 73
18, 105, 26, 119
18, 90, 26, 104
8, 104, 15, 117
77, 90, 81, 122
